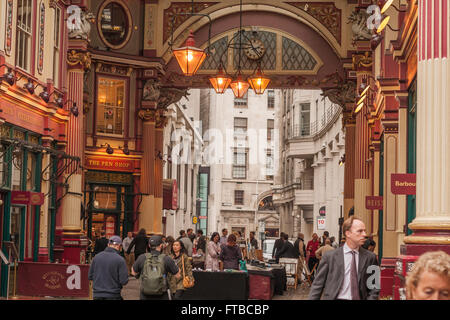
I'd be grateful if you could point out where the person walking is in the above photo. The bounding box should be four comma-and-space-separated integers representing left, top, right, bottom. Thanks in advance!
132, 235, 181, 300
126, 228, 148, 261
294, 233, 306, 259
308, 216, 380, 300
122, 231, 135, 276
275, 233, 298, 261
249, 231, 258, 250
179, 230, 193, 257
219, 228, 228, 246
163, 236, 175, 255
93, 231, 108, 256
187, 228, 195, 243
329, 236, 339, 249
320, 231, 329, 247
88, 235, 129, 300
306, 233, 320, 275
272, 232, 285, 260
168, 240, 194, 300
219, 234, 242, 270
315, 239, 335, 261
205, 232, 221, 271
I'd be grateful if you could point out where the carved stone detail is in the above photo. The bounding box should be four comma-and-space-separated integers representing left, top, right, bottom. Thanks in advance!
68, 10, 95, 42
352, 52, 373, 70
321, 81, 357, 108
143, 79, 161, 101
347, 9, 372, 42
67, 50, 92, 70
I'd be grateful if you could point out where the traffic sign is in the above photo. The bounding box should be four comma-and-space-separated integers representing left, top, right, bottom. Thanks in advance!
317, 217, 326, 230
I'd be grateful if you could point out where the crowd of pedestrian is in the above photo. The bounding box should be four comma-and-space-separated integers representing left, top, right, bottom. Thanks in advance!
88, 221, 450, 301
88, 227, 259, 300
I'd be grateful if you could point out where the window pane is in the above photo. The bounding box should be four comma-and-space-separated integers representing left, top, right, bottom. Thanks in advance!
100, 3, 129, 46
93, 186, 118, 210
97, 78, 125, 136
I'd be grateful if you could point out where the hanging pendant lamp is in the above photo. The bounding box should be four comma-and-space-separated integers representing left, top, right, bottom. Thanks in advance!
172, 30, 207, 76
248, 67, 271, 95
230, 72, 249, 98
209, 66, 232, 93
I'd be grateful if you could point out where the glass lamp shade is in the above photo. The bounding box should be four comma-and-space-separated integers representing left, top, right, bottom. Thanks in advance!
248, 69, 271, 95
172, 31, 207, 76
230, 75, 250, 98
209, 68, 232, 93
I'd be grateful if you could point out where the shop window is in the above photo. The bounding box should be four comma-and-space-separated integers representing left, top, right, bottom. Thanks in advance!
11, 149, 23, 191
98, 0, 131, 49
97, 78, 125, 136
26, 152, 37, 191
16, 0, 33, 71
53, 6, 61, 88
93, 186, 118, 210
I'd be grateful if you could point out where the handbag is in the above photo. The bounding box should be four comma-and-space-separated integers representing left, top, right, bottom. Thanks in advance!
182, 255, 195, 288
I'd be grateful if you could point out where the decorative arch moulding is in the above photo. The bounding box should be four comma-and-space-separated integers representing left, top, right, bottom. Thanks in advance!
163, 1, 220, 43
285, 2, 342, 45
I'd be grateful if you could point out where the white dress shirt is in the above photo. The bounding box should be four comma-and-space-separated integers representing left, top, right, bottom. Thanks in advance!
336, 243, 360, 300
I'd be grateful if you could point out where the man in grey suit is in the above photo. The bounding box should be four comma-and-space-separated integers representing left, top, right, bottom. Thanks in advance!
308, 216, 380, 300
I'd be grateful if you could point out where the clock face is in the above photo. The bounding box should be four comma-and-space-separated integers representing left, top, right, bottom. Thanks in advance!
244, 38, 266, 60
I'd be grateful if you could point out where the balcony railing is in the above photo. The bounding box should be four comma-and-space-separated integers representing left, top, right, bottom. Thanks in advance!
288, 103, 340, 139
295, 178, 314, 190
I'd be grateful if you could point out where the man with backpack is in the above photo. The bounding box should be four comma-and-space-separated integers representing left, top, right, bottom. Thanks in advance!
132, 235, 181, 300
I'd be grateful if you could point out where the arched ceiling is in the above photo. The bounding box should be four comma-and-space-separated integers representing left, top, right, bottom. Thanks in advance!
156, 1, 359, 90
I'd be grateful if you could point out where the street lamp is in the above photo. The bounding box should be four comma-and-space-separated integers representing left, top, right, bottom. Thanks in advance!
248, 67, 271, 95
172, 31, 207, 76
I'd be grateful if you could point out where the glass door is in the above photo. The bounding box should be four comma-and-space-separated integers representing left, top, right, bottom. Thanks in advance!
10, 206, 24, 260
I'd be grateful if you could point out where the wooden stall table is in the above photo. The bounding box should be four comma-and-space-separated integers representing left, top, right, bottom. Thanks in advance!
183, 270, 249, 300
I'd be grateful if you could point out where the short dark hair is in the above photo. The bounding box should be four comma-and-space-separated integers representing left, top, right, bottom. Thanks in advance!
362, 239, 376, 249
187, 228, 193, 233
250, 231, 255, 236
210, 232, 220, 242
282, 233, 289, 240
227, 234, 237, 243
197, 229, 203, 235
179, 230, 186, 236
222, 228, 227, 233
323, 231, 329, 237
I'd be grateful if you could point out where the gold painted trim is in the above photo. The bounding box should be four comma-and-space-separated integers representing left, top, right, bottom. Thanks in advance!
408, 222, 450, 230
404, 236, 450, 245
97, 0, 133, 50
84, 150, 143, 159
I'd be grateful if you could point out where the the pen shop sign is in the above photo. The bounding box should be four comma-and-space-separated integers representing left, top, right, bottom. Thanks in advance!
85, 156, 134, 172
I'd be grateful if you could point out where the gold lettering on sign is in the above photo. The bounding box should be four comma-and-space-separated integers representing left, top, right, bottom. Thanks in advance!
395, 181, 416, 187
42, 271, 64, 290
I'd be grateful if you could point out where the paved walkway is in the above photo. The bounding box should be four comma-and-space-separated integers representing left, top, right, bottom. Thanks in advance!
1, 276, 310, 300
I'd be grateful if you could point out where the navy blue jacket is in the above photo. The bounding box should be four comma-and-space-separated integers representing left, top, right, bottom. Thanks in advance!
88, 247, 129, 298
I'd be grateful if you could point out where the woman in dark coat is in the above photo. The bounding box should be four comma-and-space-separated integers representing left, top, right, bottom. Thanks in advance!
219, 234, 242, 270
126, 228, 148, 260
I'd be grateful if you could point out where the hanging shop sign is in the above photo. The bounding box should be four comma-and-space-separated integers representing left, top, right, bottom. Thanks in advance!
391, 173, 416, 195
319, 206, 326, 216
85, 156, 134, 172
163, 179, 178, 210
192, 216, 198, 224
11, 191, 44, 206
365, 196, 383, 210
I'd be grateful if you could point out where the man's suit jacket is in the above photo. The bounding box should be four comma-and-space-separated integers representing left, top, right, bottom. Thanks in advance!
276, 241, 298, 259
308, 246, 380, 300
272, 238, 284, 258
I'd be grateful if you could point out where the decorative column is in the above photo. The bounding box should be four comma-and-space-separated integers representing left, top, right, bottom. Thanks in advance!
138, 78, 187, 235
59, 39, 91, 264
404, 0, 450, 254
343, 106, 356, 219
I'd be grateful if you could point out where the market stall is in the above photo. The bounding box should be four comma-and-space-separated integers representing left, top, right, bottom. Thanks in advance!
183, 270, 249, 300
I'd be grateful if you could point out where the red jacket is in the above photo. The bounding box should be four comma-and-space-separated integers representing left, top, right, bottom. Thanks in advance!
307, 240, 320, 258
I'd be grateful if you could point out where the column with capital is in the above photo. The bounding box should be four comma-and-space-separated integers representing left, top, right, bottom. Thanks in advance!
404, 0, 450, 254
59, 40, 91, 264
342, 105, 356, 220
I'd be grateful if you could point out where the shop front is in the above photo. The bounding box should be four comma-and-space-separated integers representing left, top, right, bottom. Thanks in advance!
84, 155, 140, 245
